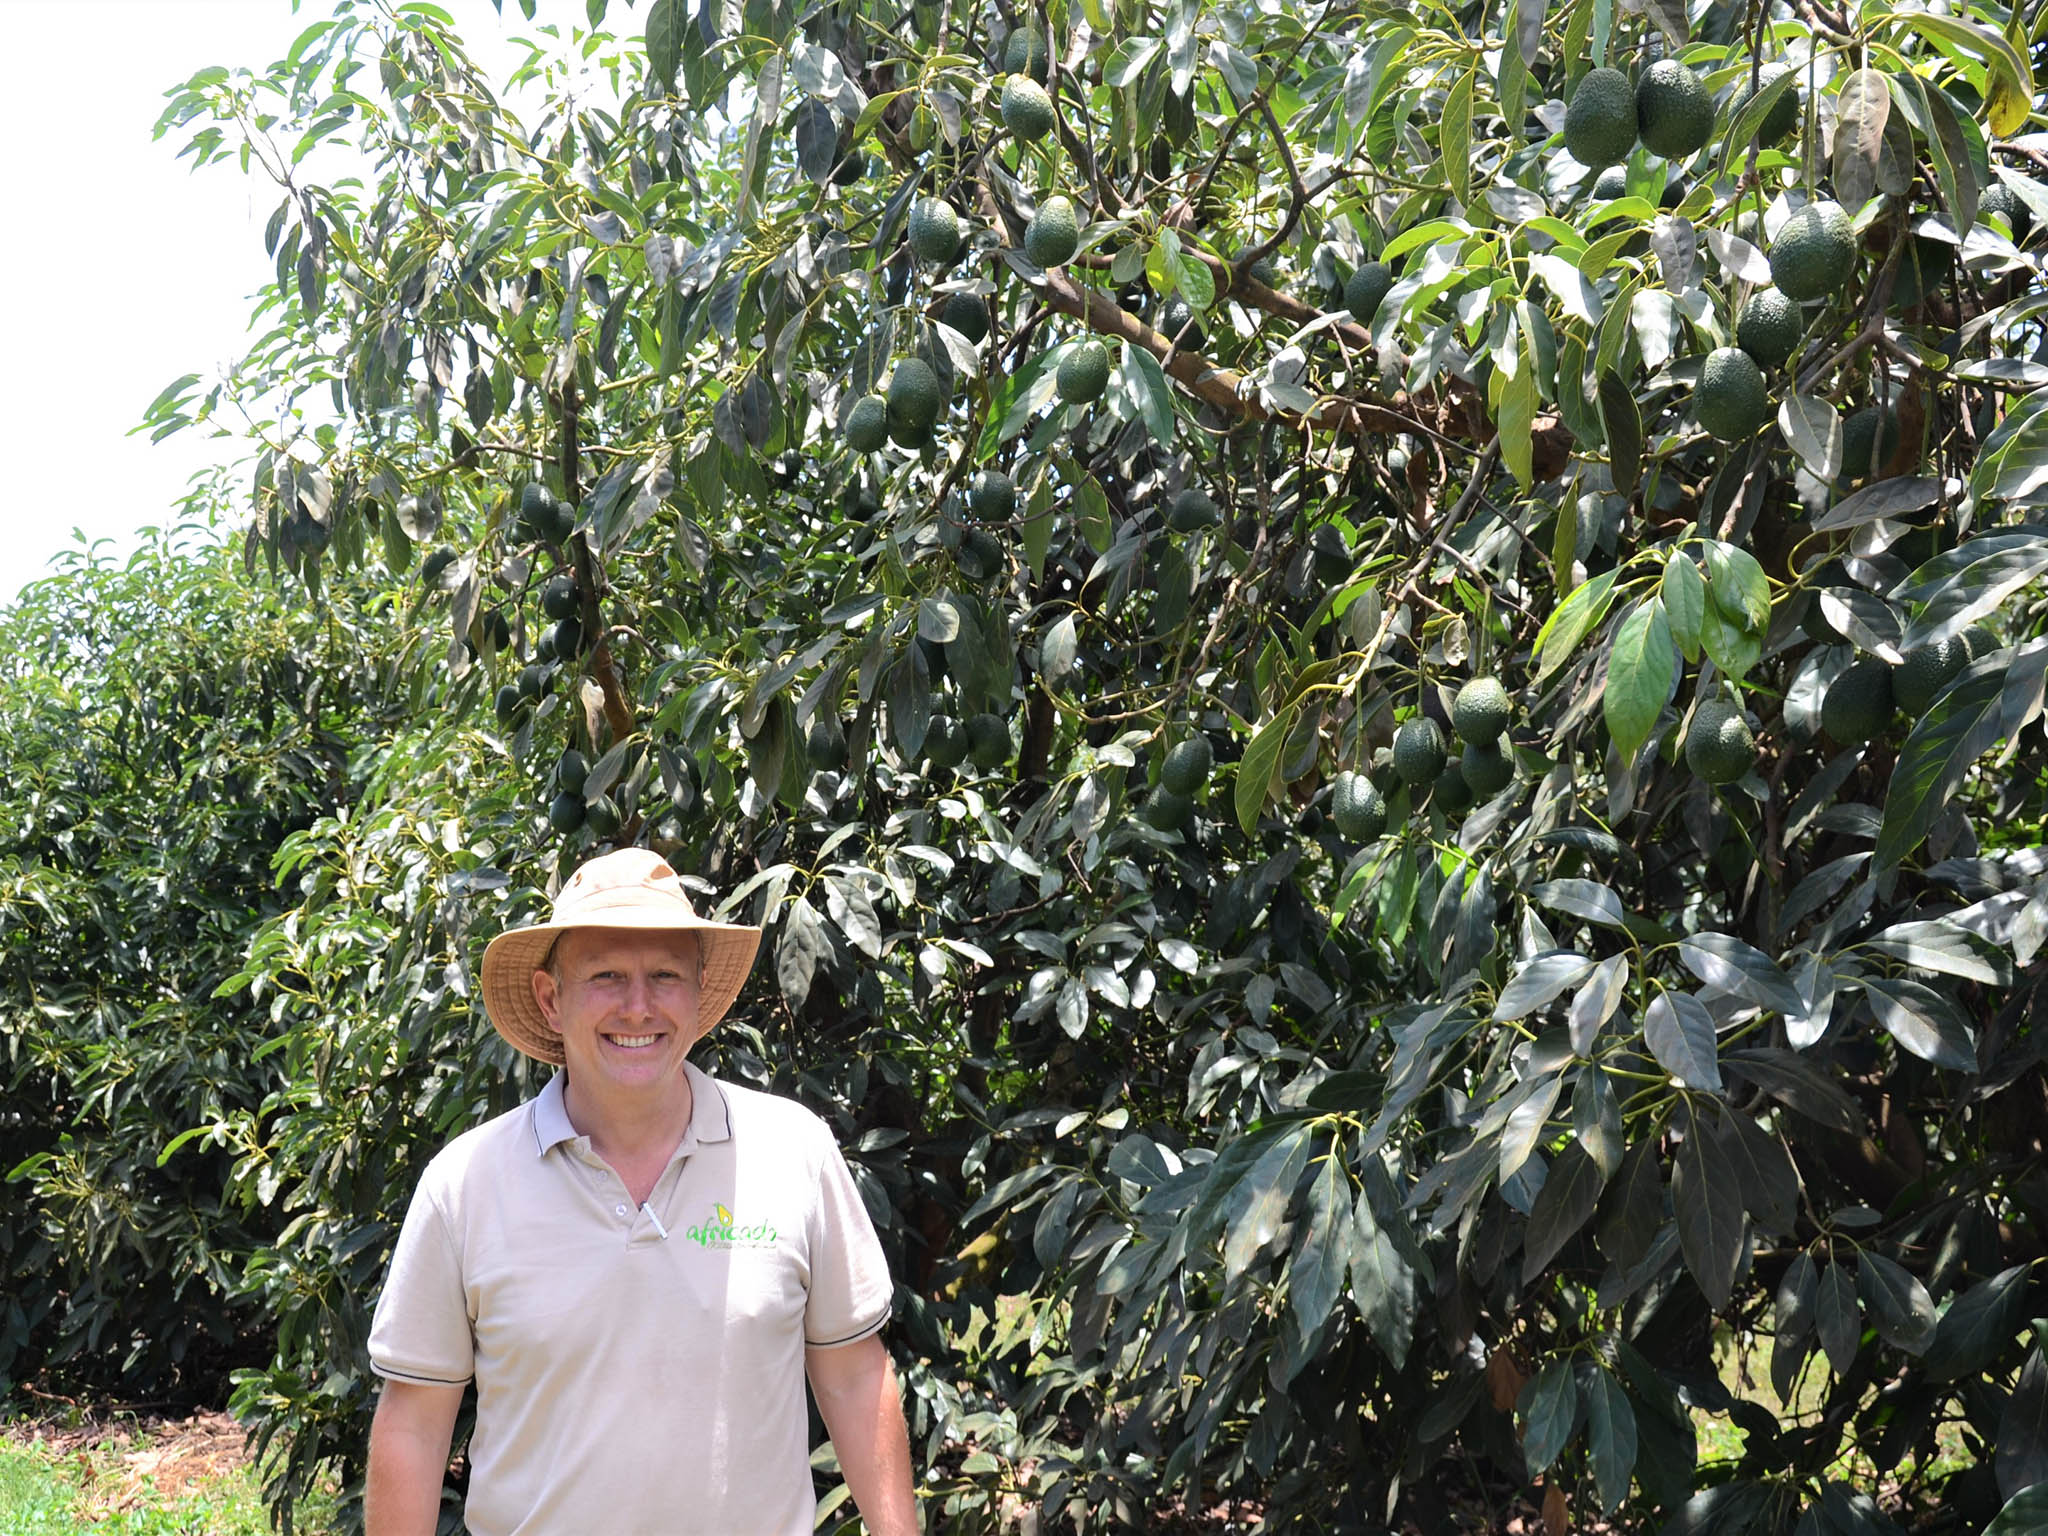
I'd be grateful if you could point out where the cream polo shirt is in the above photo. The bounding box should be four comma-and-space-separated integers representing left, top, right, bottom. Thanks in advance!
368, 1062, 893, 1536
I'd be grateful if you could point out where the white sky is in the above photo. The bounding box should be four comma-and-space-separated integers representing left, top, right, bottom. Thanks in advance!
0, 0, 563, 604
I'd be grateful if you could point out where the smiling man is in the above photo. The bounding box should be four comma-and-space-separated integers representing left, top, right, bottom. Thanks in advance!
364, 848, 917, 1536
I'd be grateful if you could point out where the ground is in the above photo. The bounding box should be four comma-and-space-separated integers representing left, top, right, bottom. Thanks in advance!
0, 1405, 323, 1534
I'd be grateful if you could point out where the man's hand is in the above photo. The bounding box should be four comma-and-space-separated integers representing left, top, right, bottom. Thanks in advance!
806, 1335, 918, 1536
365, 1379, 463, 1536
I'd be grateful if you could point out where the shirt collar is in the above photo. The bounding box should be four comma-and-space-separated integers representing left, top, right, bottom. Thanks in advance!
530, 1061, 732, 1157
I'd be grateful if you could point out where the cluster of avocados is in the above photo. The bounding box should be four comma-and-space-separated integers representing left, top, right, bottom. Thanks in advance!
546, 747, 623, 838
1146, 733, 1215, 831
1342, 677, 1519, 840
1821, 626, 2002, 746
491, 482, 597, 736
1692, 203, 1860, 443
515, 480, 577, 546
1563, 60, 1716, 171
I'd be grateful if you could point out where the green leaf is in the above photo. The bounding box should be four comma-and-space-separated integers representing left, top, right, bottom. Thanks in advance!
1222, 1123, 1311, 1279
1662, 551, 1705, 663
1925, 1264, 2031, 1381
645, 0, 683, 92
1914, 76, 1981, 239
1673, 1110, 1746, 1310
978, 348, 1061, 457
1442, 69, 1474, 206
1700, 595, 1763, 679
1536, 567, 1618, 681
1499, 353, 1537, 488
1860, 974, 1978, 1072
1350, 1161, 1417, 1367
1604, 599, 1676, 763
1704, 541, 1772, 632
1719, 65, 1801, 179
1599, 369, 1642, 498
1987, 1487, 2048, 1536
1120, 343, 1177, 446
1585, 1365, 1638, 1514
1519, 1357, 1580, 1476
1287, 1153, 1353, 1359
1816, 1259, 1861, 1373
1523, 1140, 1606, 1282
1645, 989, 1721, 1091
1235, 705, 1296, 835
1879, 9, 2033, 141
1856, 1251, 1935, 1353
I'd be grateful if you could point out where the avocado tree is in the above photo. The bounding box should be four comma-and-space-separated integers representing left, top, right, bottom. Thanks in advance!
134, 0, 2048, 1527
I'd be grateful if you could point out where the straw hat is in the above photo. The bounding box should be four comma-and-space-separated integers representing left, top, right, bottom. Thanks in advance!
480, 848, 763, 1065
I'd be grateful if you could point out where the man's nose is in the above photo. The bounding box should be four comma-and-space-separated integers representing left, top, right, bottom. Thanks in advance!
619, 971, 657, 1020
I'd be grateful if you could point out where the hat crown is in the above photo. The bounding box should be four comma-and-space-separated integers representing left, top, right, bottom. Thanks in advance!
555, 848, 698, 921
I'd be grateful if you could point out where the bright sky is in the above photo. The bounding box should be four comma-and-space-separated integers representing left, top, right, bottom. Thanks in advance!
0, 0, 558, 604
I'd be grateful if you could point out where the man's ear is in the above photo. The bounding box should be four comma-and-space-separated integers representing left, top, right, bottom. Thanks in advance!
531, 968, 565, 1033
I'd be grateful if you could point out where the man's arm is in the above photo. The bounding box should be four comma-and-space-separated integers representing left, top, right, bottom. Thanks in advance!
365, 1379, 464, 1536
807, 1335, 918, 1536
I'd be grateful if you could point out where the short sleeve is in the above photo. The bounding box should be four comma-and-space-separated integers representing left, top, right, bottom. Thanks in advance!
368, 1176, 476, 1386
802, 1128, 893, 1348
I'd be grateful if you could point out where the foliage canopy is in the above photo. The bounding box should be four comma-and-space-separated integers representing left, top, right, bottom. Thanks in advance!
14, 0, 2048, 1529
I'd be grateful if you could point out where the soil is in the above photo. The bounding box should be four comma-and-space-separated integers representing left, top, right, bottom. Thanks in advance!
4, 1405, 254, 1519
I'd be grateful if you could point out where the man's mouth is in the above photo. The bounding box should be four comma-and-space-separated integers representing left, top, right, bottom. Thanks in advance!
606, 1033, 660, 1049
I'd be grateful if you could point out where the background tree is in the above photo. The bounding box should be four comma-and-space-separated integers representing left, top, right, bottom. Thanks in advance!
36, 0, 2048, 1528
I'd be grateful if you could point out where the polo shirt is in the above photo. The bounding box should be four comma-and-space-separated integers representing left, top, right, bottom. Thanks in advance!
368, 1061, 893, 1536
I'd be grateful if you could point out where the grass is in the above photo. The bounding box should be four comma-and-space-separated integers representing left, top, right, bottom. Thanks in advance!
0, 1425, 336, 1536
1695, 1325, 1975, 1494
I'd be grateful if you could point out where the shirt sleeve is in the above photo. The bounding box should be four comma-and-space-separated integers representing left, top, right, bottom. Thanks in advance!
368, 1174, 476, 1386
802, 1126, 894, 1348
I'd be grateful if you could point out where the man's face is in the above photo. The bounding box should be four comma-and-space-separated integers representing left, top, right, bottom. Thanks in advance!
531, 927, 703, 1093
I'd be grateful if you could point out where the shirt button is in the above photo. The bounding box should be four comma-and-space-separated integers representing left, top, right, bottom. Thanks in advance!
615, 1204, 628, 1216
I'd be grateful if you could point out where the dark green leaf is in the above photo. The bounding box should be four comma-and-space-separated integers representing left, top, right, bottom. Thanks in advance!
1585, 1364, 1639, 1514
1519, 1356, 1580, 1476
1985, 1485, 2048, 1536
1350, 1162, 1417, 1367
1645, 990, 1722, 1092
1493, 950, 1596, 1020
1711, 1108, 1799, 1234
1855, 1251, 1935, 1353
1878, 647, 2043, 871
1523, 1140, 1606, 1281
1860, 974, 1978, 1072
1997, 1345, 2048, 1500
1674, 1110, 1745, 1309
1816, 1259, 1861, 1373
1287, 1153, 1353, 1358
1678, 932, 1805, 1017
1723, 1048, 1864, 1133
1598, 1138, 1666, 1271
1222, 1122, 1311, 1279
1924, 1263, 2030, 1381
1600, 370, 1642, 497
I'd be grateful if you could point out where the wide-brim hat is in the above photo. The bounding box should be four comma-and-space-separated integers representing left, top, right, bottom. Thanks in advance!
480, 847, 763, 1065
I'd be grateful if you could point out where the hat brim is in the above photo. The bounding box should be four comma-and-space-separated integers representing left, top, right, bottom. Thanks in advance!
480, 914, 764, 1065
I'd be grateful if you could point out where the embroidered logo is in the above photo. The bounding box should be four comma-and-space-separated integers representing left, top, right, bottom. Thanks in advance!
686, 1202, 779, 1248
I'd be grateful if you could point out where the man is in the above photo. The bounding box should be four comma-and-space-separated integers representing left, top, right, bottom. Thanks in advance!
365, 847, 918, 1536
